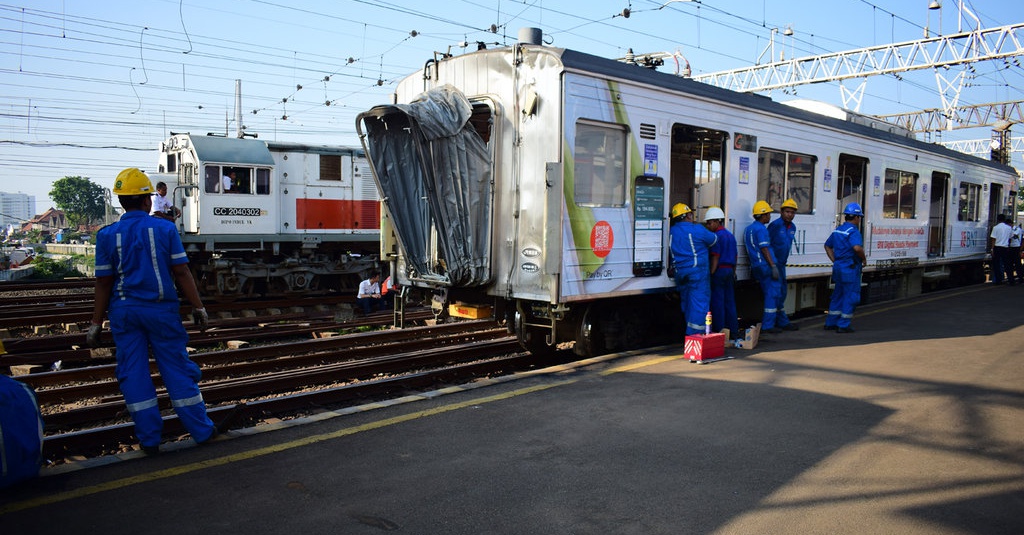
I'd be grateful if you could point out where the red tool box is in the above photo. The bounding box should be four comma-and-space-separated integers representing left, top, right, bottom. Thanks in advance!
684, 333, 726, 363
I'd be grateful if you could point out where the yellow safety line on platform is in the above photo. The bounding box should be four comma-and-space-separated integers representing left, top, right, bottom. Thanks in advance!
1, 380, 578, 514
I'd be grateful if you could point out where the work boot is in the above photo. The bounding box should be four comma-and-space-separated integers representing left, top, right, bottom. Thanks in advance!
836, 327, 855, 333
823, 325, 838, 331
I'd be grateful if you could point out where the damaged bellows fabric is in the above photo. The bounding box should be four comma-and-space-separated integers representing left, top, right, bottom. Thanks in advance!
361, 84, 492, 287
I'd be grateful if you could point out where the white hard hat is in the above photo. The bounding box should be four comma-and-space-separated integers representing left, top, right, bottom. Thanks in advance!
704, 206, 725, 221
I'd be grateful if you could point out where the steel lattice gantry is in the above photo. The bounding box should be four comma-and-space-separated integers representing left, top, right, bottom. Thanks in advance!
692, 23, 1024, 113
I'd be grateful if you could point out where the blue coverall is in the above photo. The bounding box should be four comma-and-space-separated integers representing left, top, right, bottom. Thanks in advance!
709, 227, 740, 337
0, 375, 43, 489
670, 220, 718, 335
824, 221, 864, 329
95, 211, 216, 448
767, 217, 796, 328
743, 219, 781, 330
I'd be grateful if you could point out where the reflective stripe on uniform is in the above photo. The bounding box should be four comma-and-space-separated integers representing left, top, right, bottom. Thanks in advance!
171, 393, 204, 409
126, 397, 159, 414
115, 233, 126, 301
147, 227, 164, 301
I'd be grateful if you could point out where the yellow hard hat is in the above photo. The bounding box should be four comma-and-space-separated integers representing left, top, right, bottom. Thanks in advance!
112, 168, 153, 196
670, 203, 693, 219
781, 198, 798, 210
752, 200, 774, 216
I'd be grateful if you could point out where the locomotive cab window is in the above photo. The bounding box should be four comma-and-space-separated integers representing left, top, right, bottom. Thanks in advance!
231, 169, 252, 194
757, 149, 815, 213
204, 165, 264, 194
883, 169, 918, 219
574, 120, 627, 207
256, 168, 271, 194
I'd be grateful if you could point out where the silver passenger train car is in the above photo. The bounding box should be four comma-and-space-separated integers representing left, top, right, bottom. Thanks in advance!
156, 133, 380, 299
357, 29, 1018, 357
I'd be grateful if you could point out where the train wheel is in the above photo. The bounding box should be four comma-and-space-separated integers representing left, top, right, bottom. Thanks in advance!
574, 304, 607, 358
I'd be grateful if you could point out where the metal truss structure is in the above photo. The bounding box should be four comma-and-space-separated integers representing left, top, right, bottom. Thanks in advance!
874, 100, 1024, 132
940, 136, 1024, 155
692, 23, 1024, 113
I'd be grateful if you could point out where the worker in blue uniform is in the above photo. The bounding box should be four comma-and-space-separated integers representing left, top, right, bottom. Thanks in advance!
824, 202, 868, 333
0, 374, 43, 489
744, 200, 783, 333
88, 168, 217, 455
705, 207, 740, 340
767, 198, 800, 331
668, 203, 717, 335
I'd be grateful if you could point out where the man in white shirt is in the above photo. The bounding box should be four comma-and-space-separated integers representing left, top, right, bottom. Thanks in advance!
357, 271, 382, 314
989, 213, 1014, 285
150, 182, 178, 221
222, 171, 235, 192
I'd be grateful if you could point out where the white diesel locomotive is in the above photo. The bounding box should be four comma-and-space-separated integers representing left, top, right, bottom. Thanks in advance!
357, 29, 1019, 357
155, 133, 381, 299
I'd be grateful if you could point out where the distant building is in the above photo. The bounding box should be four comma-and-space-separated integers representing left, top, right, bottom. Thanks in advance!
0, 192, 35, 228
20, 207, 66, 235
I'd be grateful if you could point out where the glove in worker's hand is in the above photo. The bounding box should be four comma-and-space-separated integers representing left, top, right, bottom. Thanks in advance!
666, 265, 675, 278
770, 265, 780, 280
192, 307, 209, 330
86, 324, 102, 348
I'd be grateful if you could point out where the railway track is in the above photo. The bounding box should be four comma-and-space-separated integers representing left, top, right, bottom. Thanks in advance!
34, 320, 540, 462
0, 293, 362, 330
1, 279, 558, 465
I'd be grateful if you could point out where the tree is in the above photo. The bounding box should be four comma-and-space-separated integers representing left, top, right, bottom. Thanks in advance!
50, 176, 107, 230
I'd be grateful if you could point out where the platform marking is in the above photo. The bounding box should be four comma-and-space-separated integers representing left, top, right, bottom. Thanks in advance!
1, 380, 577, 514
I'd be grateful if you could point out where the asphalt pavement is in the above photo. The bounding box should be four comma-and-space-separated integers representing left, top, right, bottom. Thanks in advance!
2, 284, 1022, 534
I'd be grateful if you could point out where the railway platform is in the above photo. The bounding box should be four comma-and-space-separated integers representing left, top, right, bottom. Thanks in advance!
2, 284, 1023, 534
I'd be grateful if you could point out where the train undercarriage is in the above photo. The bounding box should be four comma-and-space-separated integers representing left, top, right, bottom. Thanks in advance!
488, 259, 989, 359
186, 242, 378, 300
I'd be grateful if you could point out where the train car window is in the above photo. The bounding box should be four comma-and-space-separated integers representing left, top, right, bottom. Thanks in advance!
166, 154, 177, 173
883, 169, 918, 219
204, 165, 221, 193
468, 102, 492, 144
573, 121, 627, 207
756, 148, 815, 214
320, 155, 342, 181
958, 182, 981, 221
256, 168, 271, 195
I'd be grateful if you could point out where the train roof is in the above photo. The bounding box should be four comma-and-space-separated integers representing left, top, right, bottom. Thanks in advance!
265, 140, 365, 157
189, 134, 276, 166
496, 45, 1017, 177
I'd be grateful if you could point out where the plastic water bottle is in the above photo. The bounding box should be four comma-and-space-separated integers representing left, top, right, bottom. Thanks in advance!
705, 311, 712, 335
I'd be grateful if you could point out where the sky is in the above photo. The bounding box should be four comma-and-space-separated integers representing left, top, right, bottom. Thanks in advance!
1, 0, 1023, 214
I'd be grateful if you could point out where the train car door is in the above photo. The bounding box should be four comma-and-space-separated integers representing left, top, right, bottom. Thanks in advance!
669, 124, 727, 216
836, 154, 868, 226
988, 183, 1004, 226
177, 162, 200, 234
928, 172, 950, 257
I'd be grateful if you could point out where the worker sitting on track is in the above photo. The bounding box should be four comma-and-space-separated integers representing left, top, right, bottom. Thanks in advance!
357, 271, 383, 314
824, 202, 867, 333
767, 198, 800, 331
87, 167, 217, 455
668, 203, 717, 335
744, 200, 784, 334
